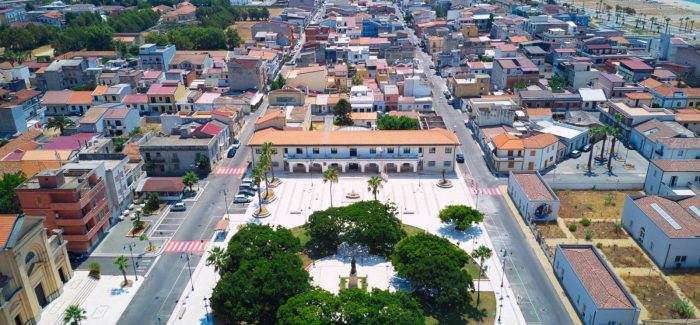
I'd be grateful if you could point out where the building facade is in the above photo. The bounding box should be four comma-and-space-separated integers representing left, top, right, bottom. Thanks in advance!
507, 171, 560, 222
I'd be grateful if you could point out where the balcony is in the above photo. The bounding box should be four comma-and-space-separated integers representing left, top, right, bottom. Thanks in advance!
49, 182, 105, 210
55, 200, 108, 227
62, 209, 109, 244
284, 153, 421, 160
0, 274, 22, 305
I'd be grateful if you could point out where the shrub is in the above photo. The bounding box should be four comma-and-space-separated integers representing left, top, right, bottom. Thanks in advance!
581, 218, 592, 227
88, 262, 101, 279
568, 224, 578, 232
595, 242, 603, 249
672, 298, 695, 318
133, 220, 145, 232
613, 221, 623, 233
585, 229, 594, 241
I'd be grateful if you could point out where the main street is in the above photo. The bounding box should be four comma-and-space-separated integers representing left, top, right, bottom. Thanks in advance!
402, 16, 575, 324
116, 98, 266, 325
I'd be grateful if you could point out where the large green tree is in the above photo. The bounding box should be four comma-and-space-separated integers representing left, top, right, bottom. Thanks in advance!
224, 224, 302, 272
438, 205, 484, 231
392, 233, 474, 316
332, 98, 353, 126
376, 115, 419, 130
211, 247, 311, 325
304, 201, 405, 259
0, 173, 26, 214
276, 289, 339, 324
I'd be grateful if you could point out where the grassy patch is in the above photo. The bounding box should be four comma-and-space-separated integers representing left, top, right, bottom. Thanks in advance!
425, 291, 496, 325
600, 245, 652, 268
403, 224, 427, 237
290, 226, 311, 247
571, 221, 629, 240
228, 21, 257, 40
558, 190, 639, 220
622, 275, 680, 319
668, 271, 700, 310
534, 221, 567, 238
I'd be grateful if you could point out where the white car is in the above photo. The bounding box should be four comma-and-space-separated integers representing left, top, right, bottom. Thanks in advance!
233, 195, 252, 203
171, 202, 186, 211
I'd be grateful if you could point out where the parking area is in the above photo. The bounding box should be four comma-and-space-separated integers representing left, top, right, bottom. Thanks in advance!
151, 209, 187, 239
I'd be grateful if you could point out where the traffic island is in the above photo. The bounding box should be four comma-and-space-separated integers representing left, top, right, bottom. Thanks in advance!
254, 205, 271, 218
436, 179, 453, 188
262, 189, 277, 203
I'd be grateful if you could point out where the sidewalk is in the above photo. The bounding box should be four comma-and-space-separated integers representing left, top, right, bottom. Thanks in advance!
38, 271, 143, 325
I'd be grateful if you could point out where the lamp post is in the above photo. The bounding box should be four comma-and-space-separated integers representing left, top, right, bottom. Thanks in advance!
181, 252, 195, 291
203, 297, 210, 323
500, 249, 508, 288
221, 189, 230, 218
124, 243, 138, 281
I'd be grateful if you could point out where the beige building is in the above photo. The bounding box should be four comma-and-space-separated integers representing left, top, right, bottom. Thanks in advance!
447, 74, 490, 98
249, 128, 460, 173
0, 214, 72, 325
268, 87, 306, 106
284, 66, 328, 92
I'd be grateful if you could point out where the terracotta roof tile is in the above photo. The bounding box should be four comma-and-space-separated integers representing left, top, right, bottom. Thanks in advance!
249, 128, 459, 146
0, 214, 18, 248
634, 196, 700, 237
523, 133, 558, 149
651, 159, 700, 172
140, 177, 185, 192
511, 172, 556, 201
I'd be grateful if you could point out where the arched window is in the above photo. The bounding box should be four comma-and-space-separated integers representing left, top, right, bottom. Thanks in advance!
25, 251, 38, 276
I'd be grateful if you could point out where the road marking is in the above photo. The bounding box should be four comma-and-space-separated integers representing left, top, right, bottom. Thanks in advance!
162, 240, 209, 253
216, 167, 246, 175
470, 187, 502, 196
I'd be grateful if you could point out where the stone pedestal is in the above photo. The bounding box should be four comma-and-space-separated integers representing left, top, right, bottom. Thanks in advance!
348, 274, 358, 288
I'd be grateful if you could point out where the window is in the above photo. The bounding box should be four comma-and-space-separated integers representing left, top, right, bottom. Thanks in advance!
429, 147, 436, 154
255, 148, 262, 154
443, 161, 451, 167
387, 148, 394, 154
678, 150, 684, 157
445, 147, 452, 154
428, 161, 436, 167
530, 150, 536, 156
403, 148, 410, 154
695, 176, 700, 182
370, 148, 376, 154
313, 148, 319, 154
331, 148, 338, 154
675, 256, 687, 263
296, 148, 303, 154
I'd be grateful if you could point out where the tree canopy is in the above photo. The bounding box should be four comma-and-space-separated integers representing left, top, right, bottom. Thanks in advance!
332, 98, 353, 126
548, 74, 568, 92
438, 205, 484, 231
212, 224, 310, 325
276, 288, 424, 325
0, 173, 26, 214
377, 115, 419, 130
304, 201, 406, 259
392, 233, 474, 316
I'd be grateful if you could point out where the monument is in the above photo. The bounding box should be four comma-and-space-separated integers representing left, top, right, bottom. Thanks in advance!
348, 256, 358, 288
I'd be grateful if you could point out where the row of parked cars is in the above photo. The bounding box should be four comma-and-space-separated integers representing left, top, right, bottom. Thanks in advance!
233, 179, 258, 203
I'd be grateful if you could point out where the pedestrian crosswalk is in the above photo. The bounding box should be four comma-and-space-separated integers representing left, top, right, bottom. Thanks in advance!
470, 187, 501, 196
162, 240, 209, 253
216, 167, 246, 175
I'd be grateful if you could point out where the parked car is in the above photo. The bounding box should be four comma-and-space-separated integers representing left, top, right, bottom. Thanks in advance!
227, 148, 237, 158
238, 189, 255, 197
456, 153, 465, 163
443, 90, 451, 98
570, 150, 582, 158
582, 144, 592, 152
233, 195, 252, 203
171, 202, 186, 211
231, 140, 241, 149
240, 180, 258, 190
68, 252, 87, 263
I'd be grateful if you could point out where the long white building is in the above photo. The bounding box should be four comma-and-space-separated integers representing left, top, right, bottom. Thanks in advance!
249, 128, 460, 173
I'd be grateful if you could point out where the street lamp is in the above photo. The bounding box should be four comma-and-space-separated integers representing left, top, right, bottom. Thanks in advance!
203, 297, 210, 322
181, 252, 195, 291
500, 249, 508, 288
124, 243, 138, 281
221, 189, 230, 218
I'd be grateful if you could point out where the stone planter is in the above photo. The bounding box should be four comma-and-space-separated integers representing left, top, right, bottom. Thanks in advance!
255, 206, 271, 218
436, 179, 453, 188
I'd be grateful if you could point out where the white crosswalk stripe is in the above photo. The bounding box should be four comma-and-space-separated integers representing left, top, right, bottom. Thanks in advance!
216, 167, 246, 175
163, 240, 209, 253
470, 187, 502, 196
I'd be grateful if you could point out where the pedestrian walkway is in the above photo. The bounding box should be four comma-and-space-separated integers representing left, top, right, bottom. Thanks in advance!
470, 187, 502, 196
162, 240, 209, 253
216, 167, 246, 175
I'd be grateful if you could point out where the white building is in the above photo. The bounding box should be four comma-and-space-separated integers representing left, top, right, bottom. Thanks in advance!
249, 128, 460, 173
347, 46, 370, 64
534, 120, 589, 155
621, 195, 700, 268
403, 76, 431, 97
508, 171, 559, 222
554, 244, 640, 325
349, 86, 376, 112
644, 160, 700, 196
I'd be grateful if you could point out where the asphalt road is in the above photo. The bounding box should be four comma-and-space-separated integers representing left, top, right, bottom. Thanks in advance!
401, 15, 574, 324
116, 99, 267, 325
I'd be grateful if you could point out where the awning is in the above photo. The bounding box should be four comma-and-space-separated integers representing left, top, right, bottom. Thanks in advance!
215, 219, 230, 232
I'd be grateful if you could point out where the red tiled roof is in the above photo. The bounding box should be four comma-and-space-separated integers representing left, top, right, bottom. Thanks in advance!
651, 159, 700, 172
634, 196, 700, 238
104, 108, 133, 119
122, 94, 148, 104
193, 121, 224, 136
141, 177, 185, 192
559, 246, 634, 309
620, 59, 652, 71
0, 215, 18, 248
147, 84, 178, 95
44, 133, 99, 150
511, 172, 556, 201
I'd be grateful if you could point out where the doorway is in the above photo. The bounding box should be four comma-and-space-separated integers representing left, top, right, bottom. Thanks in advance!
58, 267, 67, 283
34, 283, 47, 307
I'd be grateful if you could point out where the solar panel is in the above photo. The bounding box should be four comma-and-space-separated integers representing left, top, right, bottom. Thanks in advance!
650, 203, 682, 230
689, 206, 700, 219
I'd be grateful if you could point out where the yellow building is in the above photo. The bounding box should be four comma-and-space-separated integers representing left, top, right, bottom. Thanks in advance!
285, 66, 328, 92
146, 83, 188, 113
447, 74, 491, 98
0, 214, 72, 325
268, 87, 306, 106
461, 24, 478, 38
427, 36, 443, 54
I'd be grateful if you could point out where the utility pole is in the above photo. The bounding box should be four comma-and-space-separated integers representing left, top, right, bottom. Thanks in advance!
203, 297, 210, 323
221, 189, 230, 217
181, 252, 195, 291
124, 243, 138, 281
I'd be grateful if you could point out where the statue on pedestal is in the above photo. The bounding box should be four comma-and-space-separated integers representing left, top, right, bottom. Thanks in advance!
348, 256, 358, 288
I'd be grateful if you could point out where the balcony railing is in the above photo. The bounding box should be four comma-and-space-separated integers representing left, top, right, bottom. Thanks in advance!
55, 200, 107, 227
284, 153, 421, 160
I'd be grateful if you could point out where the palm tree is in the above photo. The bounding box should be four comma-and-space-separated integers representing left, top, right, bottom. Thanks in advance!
252, 166, 265, 210
607, 127, 621, 174
63, 304, 87, 325
664, 17, 671, 33
47, 116, 76, 135
471, 245, 492, 306
261, 142, 277, 182
182, 171, 198, 192
206, 247, 229, 281
113, 255, 129, 286
650, 17, 657, 31
690, 20, 695, 33
323, 168, 339, 208
257, 153, 273, 200
367, 175, 383, 201
440, 168, 447, 183
587, 126, 604, 173
598, 125, 611, 162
